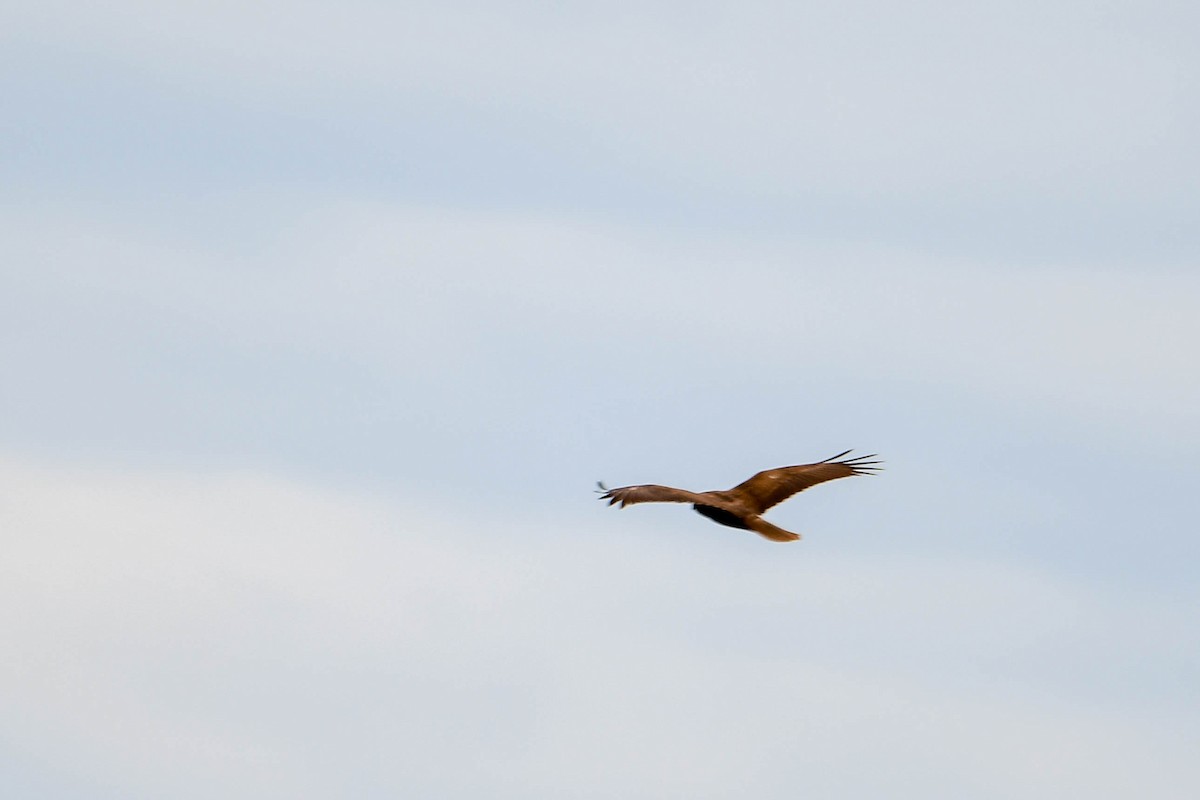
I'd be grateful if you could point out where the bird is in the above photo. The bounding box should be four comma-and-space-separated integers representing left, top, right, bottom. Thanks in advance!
597, 450, 882, 543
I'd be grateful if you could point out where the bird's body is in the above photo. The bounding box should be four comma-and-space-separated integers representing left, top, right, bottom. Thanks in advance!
597, 450, 881, 543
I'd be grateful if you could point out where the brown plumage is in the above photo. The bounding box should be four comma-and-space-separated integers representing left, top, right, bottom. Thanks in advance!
597, 450, 882, 543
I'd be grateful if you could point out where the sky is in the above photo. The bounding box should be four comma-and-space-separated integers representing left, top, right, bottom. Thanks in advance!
2, 1, 1198, 797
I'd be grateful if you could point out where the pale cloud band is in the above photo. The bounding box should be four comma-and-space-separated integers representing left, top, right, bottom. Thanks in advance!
2, 457, 1195, 798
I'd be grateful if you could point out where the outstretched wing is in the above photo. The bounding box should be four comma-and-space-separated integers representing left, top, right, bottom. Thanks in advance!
598, 484, 708, 508
728, 451, 882, 513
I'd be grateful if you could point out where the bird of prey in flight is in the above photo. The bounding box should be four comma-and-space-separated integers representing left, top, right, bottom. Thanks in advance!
597, 450, 882, 542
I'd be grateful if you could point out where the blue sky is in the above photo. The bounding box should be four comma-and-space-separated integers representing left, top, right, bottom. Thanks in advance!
2, 2, 1198, 797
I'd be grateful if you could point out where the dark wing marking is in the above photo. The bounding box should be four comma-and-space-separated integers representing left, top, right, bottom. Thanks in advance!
728, 450, 883, 513
598, 484, 709, 508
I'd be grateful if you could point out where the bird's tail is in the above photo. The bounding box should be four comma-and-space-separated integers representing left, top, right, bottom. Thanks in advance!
746, 516, 801, 543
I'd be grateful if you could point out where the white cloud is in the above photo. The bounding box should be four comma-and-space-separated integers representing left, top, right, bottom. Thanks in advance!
1, 457, 1196, 798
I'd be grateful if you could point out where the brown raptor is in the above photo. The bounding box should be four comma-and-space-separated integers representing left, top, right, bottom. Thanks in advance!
597, 450, 882, 542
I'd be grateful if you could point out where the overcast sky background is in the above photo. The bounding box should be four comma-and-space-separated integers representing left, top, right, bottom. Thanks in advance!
3, 2, 1199, 797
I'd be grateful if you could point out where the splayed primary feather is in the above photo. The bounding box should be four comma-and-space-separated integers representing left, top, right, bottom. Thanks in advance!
597, 451, 882, 543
